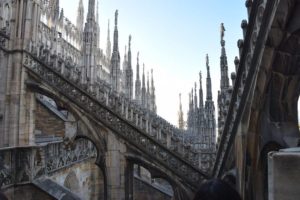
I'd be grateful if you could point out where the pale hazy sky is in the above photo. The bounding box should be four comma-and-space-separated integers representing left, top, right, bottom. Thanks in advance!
60, 0, 247, 126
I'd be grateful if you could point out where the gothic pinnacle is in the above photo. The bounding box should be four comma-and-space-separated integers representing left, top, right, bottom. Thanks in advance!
136, 52, 140, 80
199, 71, 204, 108
129, 35, 132, 49
112, 10, 119, 52
220, 23, 230, 90
87, 0, 96, 21
115, 10, 118, 26
206, 54, 212, 101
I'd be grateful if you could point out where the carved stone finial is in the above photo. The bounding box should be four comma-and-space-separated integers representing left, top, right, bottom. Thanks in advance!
245, 0, 253, 8
237, 39, 244, 48
241, 20, 248, 29
234, 56, 240, 65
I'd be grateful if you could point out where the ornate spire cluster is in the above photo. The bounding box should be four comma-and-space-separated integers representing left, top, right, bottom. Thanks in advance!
47, 4, 157, 113
183, 54, 216, 152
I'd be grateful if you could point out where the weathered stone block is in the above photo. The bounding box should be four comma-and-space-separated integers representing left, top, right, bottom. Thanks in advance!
268, 148, 300, 200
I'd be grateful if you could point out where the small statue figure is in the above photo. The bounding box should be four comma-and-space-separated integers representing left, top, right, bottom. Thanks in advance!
220, 23, 225, 41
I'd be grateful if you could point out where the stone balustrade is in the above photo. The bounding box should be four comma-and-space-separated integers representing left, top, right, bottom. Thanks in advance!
0, 139, 96, 189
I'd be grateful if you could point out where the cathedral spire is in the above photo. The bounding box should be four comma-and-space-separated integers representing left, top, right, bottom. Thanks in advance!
124, 35, 133, 99
96, 0, 100, 48
135, 52, 141, 103
96, 0, 99, 24
178, 93, 184, 130
146, 71, 150, 109
141, 64, 146, 107
113, 10, 119, 53
206, 54, 212, 101
199, 71, 204, 109
110, 10, 121, 92
121, 45, 127, 92
87, 0, 96, 21
76, 0, 84, 31
123, 46, 127, 68
106, 20, 111, 60
55, 0, 60, 20
220, 23, 230, 91
194, 82, 198, 110
127, 35, 132, 69
150, 69, 157, 113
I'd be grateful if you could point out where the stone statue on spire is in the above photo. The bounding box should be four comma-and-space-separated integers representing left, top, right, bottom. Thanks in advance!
220, 23, 226, 46
220, 23, 225, 41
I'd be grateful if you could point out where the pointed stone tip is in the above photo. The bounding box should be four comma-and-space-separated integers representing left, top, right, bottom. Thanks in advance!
115, 10, 118, 25
129, 35, 132, 48
206, 54, 209, 66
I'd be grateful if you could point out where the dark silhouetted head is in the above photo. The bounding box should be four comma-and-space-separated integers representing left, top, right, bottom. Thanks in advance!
193, 179, 241, 200
0, 191, 8, 200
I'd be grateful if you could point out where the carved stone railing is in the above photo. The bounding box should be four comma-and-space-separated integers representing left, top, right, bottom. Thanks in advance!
0, 139, 96, 189
22, 51, 209, 188
213, 0, 280, 177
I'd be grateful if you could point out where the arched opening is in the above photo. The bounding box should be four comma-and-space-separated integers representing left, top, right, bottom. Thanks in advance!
48, 138, 105, 200
32, 92, 107, 199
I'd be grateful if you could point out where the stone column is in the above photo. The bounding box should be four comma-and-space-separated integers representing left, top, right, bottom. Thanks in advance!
268, 149, 300, 200
106, 132, 127, 200
1, 0, 38, 147
125, 161, 134, 200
